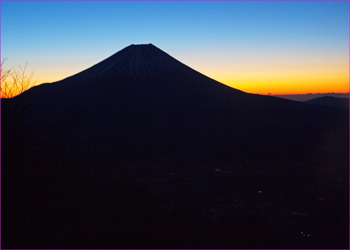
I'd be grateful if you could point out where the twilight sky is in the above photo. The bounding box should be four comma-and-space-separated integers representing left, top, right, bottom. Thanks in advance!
1, 1, 349, 95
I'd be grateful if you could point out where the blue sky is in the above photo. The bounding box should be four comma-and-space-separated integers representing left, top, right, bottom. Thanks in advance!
1, 1, 349, 94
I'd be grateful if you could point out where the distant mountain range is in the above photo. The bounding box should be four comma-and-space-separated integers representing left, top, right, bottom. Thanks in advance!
304, 96, 349, 109
273, 93, 349, 102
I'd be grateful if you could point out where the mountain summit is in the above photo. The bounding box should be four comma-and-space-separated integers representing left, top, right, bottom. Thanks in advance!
77, 43, 189, 80
68, 43, 193, 83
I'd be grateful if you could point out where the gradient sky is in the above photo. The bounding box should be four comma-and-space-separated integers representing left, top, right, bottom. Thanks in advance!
1, 1, 349, 95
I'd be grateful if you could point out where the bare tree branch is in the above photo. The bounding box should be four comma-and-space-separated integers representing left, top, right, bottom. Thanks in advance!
1, 59, 36, 98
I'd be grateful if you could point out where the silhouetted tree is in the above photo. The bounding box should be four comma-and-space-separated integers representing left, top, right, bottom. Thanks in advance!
1, 59, 36, 98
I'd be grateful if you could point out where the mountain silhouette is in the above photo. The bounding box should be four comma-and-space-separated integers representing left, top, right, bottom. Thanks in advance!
22, 43, 243, 101
13, 44, 348, 162
3, 44, 349, 248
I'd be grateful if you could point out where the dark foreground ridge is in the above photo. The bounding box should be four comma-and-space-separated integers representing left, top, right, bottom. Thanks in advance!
2, 44, 349, 249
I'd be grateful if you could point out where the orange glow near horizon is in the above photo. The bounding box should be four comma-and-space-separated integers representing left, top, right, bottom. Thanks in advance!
220, 77, 349, 95
27, 76, 348, 97
189, 51, 349, 95
24, 72, 349, 97
10, 52, 349, 97
221, 69, 349, 95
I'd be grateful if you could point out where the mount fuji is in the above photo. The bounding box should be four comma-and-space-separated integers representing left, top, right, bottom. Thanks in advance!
2, 44, 348, 249
12, 44, 348, 162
